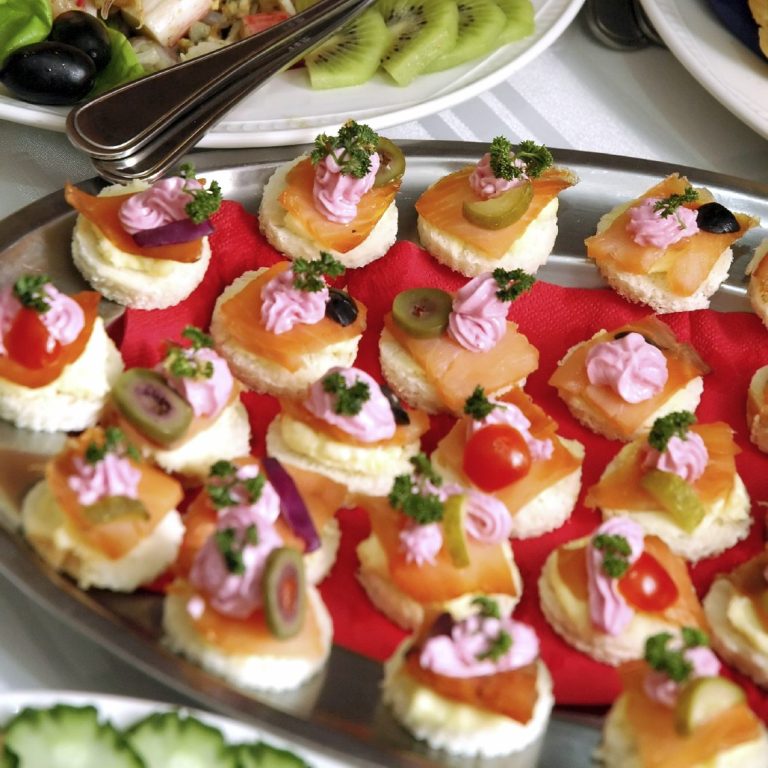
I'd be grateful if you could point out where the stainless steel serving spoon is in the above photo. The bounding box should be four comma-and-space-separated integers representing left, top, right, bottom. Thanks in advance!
67, 0, 376, 181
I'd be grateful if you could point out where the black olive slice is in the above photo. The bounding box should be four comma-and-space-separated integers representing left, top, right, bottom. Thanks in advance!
696, 202, 740, 234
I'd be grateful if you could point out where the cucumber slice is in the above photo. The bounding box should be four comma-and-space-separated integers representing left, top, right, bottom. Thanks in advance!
462, 180, 533, 229
640, 469, 706, 532
443, 494, 470, 568
237, 742, 310, 767
674, 676, 746, 735
126, 711, 238, 768
3, 705, 142, 768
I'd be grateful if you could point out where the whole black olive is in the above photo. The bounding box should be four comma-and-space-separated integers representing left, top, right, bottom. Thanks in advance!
325, 288, 359, 327
380, 384, 410, 426
50, 11, 112, 72
0, 42, 95, 106
696, 202, 740, 234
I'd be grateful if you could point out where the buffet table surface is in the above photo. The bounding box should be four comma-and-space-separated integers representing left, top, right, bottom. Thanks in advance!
1, 0, 767, 742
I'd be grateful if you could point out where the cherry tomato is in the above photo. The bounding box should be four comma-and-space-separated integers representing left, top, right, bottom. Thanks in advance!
618, 551, 678, 612
4, 307, 61, 369
462, 424, 531, 492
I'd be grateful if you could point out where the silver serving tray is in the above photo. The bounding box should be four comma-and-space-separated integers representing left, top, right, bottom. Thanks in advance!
0, 143, 766, 768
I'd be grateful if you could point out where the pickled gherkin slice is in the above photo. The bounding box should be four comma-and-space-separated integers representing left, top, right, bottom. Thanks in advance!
443, 494, 470, 568
674, 676, 746, 735
462, 181, 533, 230
640, 469, 706, 532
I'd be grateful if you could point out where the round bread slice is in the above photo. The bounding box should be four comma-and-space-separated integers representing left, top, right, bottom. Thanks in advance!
747, 365, 768, 453
747, 238, 768, 329
259, 156, 398, 269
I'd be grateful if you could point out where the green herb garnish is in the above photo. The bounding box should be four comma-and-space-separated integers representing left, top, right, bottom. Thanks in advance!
206, 460, 265, 509
489, 137, 553, 181
13, 274, 51, 313
178, 163, 222, 224
214, 526, 258, 575
321, 371, 369, 416
409, 452, 442, 487
653, 186, 698, 220
163, 326, 215, 380
476, 629, 513, 662
310, 120, 379, 178
472, 595, 501, 619
292, 252, 345, 292
388, 454, 444, 525
648, 411, 696, 453
592, 533, 632, 579
83, 427, 140, 465
644, 628, 709, 683
492, 267, 536, 303
464, 386, 498, 420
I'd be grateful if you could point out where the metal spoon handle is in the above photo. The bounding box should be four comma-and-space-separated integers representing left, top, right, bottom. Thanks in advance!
67, 0, 369, 159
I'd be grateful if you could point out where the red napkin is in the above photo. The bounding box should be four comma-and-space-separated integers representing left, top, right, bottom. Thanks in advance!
119, 202, 768, 716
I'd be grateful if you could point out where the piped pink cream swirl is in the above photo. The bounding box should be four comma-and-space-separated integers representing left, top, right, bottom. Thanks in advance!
463, 489, 512, 543
163, 348, 233, 419
189, 508, 283, 619
420, 614, 539, 678
312, 151, 380, 224
467, 400, 553, 462
400, 522, 442, 566
586, 332, 668, 404
0, 284, 21, 356
210, 464, 282, 525
260, 267, 328, 334
468, 153, 527, 200
586, 517, 645, 635
447, 273, 508, 352
39, 285, 84, 349
644, 645, 721, 707
643, 432, 709, 484
118, 177, 202, 235
67, 453, 141, 506
304, 366, 395, 442
626, 198, 700, 248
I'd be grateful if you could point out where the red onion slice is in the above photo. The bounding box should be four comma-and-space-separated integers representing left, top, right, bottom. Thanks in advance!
133, 218, 214, 247
263, 457, 320, 553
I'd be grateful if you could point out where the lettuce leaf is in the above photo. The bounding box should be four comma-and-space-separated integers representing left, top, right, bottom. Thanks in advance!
0, 0, 51, 65
91, 27, 145, 96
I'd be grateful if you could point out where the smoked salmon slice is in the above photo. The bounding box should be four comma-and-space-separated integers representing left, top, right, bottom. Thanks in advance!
383, 313, 539, 414
65, 184, 203, 263
415, 165, 576, 260
218, 262, 367, 373
278, 158, 400, 253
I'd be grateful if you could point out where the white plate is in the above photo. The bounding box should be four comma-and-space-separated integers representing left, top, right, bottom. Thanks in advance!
0, 0, 583, 148
0, 690, 346, 767
639, 0, 768, 140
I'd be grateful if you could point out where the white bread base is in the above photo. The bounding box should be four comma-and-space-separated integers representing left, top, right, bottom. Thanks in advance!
383, 641, 553, 758
704, 577, 768, 689
304, 517, 340, 586
356, 534, 521, 630
747, 365, 768, 454
433, 438, 585, 539
417, 197, 559, 278
21, 480, 183, 592
163, 585, 332, 692
0, 318, 123, 433
379, 327, 526, 415
259, 156, 398, 269
747, 237, 768, 329
538, 541, 684, 666
210, 269, 360, 398
597, 695, 768, 768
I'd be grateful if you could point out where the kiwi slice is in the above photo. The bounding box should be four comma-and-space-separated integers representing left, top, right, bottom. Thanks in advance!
424, 0, 506, 73
443, 494, 470, 568
640, 469, 706, 533
493, 0, 534, 45
263, 547, 307, 639
112, 369, 193, 447
305, 8, 391, 90
674, 676, 746, 735
463, 180, 533, 229
374, 137, 406, 187
82, 496, 149, 525
392, 287, 453, 338
378, 0, 459, 86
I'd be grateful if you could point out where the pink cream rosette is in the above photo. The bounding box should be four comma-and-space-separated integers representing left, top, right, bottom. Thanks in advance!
260, 267, 328, 334
468, 153, 527, 200
643, 644, 721, 707
163, 347, 233, 420
400, 522, 443, 566
312, 151, 380, 224
626, 197, 699, 248
643, 432, 709, 484
447, 273, 508, 352
119, 177, 202, 234
67, 452, 141, 506
38, 284, 84, 349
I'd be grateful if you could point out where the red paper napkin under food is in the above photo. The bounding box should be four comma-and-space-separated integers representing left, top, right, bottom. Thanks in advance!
118, 201, 768, 716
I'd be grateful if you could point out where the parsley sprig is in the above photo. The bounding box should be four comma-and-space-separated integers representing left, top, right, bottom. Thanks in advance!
163, 326, 215, 380
214, 524, 259, 575
488, 137, 553, 180
653, 186, 698, 220
476, 629, 513, 662
179, 163, 222, 224
464, 386, 498, 421
593, 533, 632, 579
83, 427, 140, 465
648, 411, 696, 453
472, 596, 501, 619
492, 267, 535, 303
310, 120, 379, 178
13, 274, 51, 313
206, 460, 265, 510
292, 252, 345, 292
322, 371, 370, 416
388, 453, 444, 525
644, 628, 709, 683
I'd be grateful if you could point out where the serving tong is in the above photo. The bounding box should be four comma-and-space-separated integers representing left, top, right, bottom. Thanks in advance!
66, 0, 376, 182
